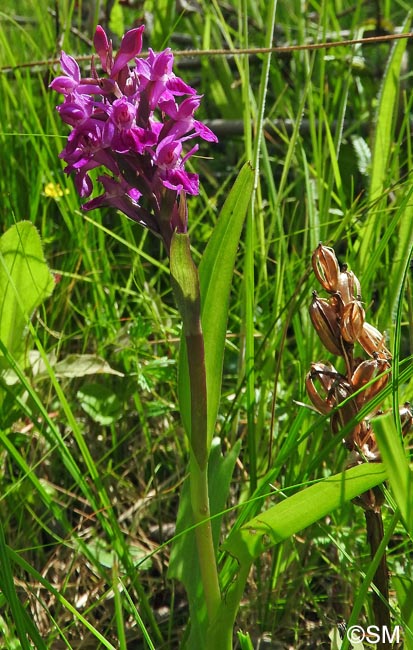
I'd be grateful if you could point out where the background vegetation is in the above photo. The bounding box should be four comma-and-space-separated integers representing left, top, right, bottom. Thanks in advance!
1, 0, 413, 648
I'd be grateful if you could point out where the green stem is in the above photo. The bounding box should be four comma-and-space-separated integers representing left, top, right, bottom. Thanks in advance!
169, 232, 221, 625
185, 329, 220, 624
206, 561, 251, 650
189, 451, 221, 623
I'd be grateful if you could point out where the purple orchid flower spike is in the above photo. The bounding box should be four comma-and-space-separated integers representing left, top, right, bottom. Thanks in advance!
50, 23, 217, 253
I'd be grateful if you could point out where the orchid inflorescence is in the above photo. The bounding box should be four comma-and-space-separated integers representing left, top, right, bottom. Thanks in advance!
306, 244, 412, 509
50, 24, 218, 252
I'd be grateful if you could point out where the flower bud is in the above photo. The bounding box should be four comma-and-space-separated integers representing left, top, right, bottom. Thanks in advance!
309, 292, 343, 356
340, 300, 365, 343
337, 265, 362, 305
358, 322, 391, 360
312, 243, 339, 293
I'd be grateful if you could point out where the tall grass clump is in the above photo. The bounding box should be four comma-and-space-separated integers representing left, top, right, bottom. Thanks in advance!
1, 1, 413, 649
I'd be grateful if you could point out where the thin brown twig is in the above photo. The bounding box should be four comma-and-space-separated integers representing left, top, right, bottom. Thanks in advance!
1, 31, 413, 73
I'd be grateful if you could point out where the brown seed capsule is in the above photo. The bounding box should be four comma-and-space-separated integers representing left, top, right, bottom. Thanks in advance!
337, 265, 362, 305
331, 379, 359, 432
305, 362, 342, 414
309, 292, 343, 356
340, 300, 365, 343
312, 243, 339, 293
358, 322, 391, 360
351, 356, 390, 387
351, 357, 390, 407
353, 486, 384, 512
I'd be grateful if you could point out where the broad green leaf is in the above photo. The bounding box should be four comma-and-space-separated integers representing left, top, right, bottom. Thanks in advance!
168, 438, 242, 650
373, 412, 413, 536
53, 353, 124, 378
178, 163, 254, 443
86, 538, 152, 571
77, 383, 122, 426
359, 11, 412, 266
223, 463, 387, 564
27, 351, 124, 380
0, 221, 54, 367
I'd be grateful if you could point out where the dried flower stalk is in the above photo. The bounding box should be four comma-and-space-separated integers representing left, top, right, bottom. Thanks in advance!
306, 243, 413, 647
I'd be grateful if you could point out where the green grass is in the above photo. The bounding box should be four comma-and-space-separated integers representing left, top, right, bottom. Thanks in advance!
1, 0, 413, 648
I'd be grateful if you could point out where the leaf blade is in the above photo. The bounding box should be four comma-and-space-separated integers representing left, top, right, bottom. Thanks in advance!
0, 221, 54, 365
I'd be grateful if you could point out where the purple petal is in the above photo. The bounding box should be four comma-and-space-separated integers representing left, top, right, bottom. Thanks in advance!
94, 25, 110, 72
162, 169, 199, 195
112, 26, 145, 77
193, 119, 219, 142
155, 139, 182, 168
166, 76, 197, 96
57, 99, 92, 126
74, 169, 94, 197
147, 48, 173, 78
111, 97, 136, 129
49, 76, 78, 95
60, 51, 80, 83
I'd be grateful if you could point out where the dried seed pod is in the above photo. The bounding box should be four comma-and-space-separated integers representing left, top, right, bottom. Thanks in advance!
350, 357, 390, 407
340, 300, 365, 343
309, 292, 343, 356
345, 421, 381, 468
353, 486, 385, 512
358, 322, 391, 360
337, 265, 362, 305
330, 379, 359, 432
312, 243, 339, 293
305, 362, 341, 414
329, 291, 345, 316
351, 359, 378, 389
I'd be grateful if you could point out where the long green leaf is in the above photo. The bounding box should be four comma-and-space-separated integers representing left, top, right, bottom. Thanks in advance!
224, 462, 387, 564
207, 463, 387, 648
373, 412, 413, 535
359, 12, 412, 266
178, 162, 254, 443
